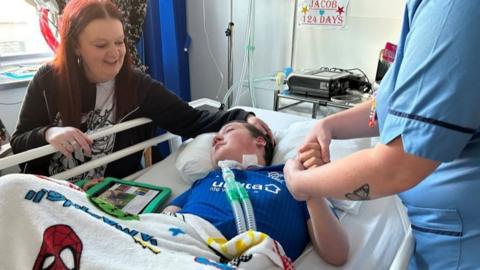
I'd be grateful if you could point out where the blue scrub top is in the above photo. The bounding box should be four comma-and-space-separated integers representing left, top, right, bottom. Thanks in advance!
375, 0, 480, 269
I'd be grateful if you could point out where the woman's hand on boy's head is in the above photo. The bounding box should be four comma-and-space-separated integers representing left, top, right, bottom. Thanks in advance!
246, 115, 275, 145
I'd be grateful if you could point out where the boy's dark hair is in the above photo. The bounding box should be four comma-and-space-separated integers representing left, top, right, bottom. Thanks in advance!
230, 120, 274, 166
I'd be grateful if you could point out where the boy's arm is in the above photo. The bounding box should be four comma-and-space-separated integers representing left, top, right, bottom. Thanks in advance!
162, 187, 193, 213
162, 205, 182, 213
306, 197, 349, 266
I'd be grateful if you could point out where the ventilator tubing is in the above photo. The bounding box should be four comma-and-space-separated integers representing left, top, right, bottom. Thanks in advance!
218, 160, 257, 233
241, 191, 257, 231
219, 161, 248, 234
231, 199, 247, 234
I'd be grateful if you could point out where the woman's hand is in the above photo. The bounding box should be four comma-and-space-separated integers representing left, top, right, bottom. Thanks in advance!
284, 158, 310, 201
45, 127, 93, 158
301, 120, 333, 164
298, 142, 327, 169
246, 115, 275, 145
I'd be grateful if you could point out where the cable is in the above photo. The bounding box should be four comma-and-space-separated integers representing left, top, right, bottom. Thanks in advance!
222, 0, 258, 107
246, 0, 256, 107
330, 67, 372, 93
232, 0, 256, 107
346, 68, 372, 93
0, 101, 23, 105
233, 0, 252, 106
203, 0, 225, 102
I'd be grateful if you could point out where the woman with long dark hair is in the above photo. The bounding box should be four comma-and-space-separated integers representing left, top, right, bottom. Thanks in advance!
11, 0, 271, 182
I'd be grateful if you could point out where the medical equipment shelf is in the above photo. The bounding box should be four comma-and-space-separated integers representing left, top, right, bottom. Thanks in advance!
273, 89, 354, 118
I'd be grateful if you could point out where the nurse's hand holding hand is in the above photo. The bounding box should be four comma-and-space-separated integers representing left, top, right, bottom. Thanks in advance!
286, 142, 327, 201
284, 158, 311, 201
301, 119, 332, 164
45, 127, 93, 159
298, 142, 327, 169
246, 114, 275, 145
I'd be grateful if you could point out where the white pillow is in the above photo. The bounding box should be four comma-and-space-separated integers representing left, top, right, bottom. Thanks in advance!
271, 120, 316, 164
175, 133, 215, 184
174, 121, 369, 214
272, 120, 374, 164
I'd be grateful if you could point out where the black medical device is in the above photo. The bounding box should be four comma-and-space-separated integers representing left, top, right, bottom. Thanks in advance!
287, 67, 370, 99
287, 68, 351, 98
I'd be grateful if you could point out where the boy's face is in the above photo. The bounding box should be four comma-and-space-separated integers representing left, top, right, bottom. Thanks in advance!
211, 122, 261, 166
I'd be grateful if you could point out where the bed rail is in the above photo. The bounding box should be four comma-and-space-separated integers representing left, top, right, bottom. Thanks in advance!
0, 117, 182, 179
0, 98, 222, 179
0, 98, 220, 179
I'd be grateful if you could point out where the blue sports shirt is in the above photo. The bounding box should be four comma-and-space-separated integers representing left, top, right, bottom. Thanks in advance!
170, 165, 311, 261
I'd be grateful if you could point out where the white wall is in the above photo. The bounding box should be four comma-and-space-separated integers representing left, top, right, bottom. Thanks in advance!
294, 0, 405, 80
186, 0, 294, 109
187, 0, 404, 110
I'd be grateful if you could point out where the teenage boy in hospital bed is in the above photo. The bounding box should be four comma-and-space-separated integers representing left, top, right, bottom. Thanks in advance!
163, 120, 349, 265
0, 120, 347, 269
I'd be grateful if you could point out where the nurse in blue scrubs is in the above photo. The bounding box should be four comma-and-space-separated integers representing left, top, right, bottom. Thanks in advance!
283, 1, 480, 269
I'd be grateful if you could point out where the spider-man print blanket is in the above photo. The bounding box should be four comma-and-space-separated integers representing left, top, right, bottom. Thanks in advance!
0, 174, 294, 270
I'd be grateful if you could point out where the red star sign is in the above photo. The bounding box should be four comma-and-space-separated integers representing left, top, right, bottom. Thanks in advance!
336, 6, 345, 15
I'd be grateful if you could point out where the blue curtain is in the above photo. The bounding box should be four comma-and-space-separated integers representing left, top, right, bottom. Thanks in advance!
137, 0, 191, 100
137, 0, 192, 161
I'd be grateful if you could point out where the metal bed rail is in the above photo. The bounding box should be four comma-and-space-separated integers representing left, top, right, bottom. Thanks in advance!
0, 98, 221, 179
0, 118, 181, 179
0, 117, 182, 179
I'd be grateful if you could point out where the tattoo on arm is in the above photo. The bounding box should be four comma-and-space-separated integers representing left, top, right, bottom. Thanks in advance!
345, 184, 370, 200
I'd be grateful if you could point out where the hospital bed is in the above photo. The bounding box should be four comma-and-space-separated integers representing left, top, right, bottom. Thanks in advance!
0, 99, 413, 269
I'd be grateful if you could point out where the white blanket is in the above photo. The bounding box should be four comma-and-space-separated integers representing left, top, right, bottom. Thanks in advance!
0, 174, 294, 270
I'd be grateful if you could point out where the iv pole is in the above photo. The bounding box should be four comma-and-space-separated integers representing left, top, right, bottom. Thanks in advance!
223, 0, 234, 109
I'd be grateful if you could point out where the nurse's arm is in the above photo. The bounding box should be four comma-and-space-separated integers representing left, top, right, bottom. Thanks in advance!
304, 100, 380, 146
285, 136, 440, 201
323, 99, 380, 139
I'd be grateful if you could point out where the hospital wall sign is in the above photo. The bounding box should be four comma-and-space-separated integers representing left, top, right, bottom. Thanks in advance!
298, 0, 350, 28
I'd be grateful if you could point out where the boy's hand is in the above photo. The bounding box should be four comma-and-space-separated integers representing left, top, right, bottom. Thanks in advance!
284, 159, 310, 201
82, 178, 104, 191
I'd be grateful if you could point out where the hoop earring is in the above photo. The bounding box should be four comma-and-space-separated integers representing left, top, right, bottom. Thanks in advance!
77, 57, 81, 65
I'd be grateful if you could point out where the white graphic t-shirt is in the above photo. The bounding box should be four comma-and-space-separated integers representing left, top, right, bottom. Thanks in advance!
49, 80, 116, 182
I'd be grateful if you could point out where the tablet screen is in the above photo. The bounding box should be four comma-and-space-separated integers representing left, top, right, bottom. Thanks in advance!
97, 183, 160, 214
